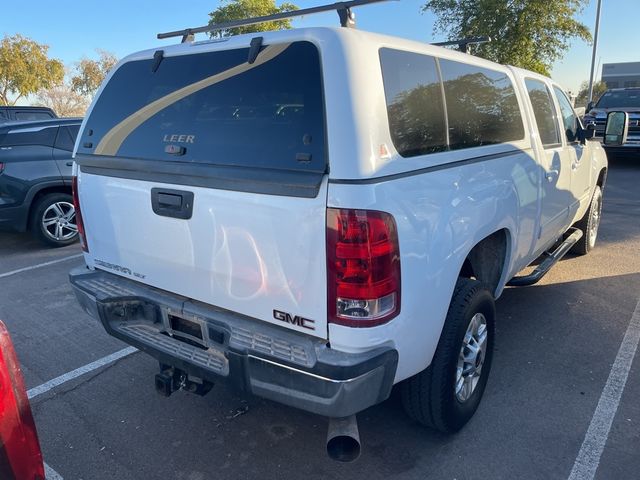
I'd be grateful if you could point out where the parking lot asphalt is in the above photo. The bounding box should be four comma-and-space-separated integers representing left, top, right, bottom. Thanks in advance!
0, 157, 638, 480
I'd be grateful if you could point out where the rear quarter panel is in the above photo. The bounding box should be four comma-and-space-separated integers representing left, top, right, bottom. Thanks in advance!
324, 31, 543, 382
327, 147, 540, 381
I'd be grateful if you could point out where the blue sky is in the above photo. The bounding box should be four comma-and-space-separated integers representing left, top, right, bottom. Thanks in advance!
1, 0, 635, 100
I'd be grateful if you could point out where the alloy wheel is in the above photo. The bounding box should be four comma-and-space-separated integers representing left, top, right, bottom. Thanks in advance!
42, 201, 78, 242
455, 313, 488, 403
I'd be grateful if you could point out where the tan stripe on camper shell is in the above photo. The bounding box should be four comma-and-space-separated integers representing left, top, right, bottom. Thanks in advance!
94, 43, 292, 156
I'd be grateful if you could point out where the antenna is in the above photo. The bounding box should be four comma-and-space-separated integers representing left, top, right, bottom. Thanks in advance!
158, 0, 396, 43
433, 36, 491, 54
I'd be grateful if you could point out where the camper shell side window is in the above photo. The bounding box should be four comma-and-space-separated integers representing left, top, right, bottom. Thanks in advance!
380, 48, 525, 158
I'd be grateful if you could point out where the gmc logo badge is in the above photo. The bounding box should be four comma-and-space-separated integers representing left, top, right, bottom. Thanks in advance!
273, 309, 315, 330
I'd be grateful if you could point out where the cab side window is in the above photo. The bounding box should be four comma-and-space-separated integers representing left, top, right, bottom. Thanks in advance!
525, 79, 560, 147
553, 86, 579, 143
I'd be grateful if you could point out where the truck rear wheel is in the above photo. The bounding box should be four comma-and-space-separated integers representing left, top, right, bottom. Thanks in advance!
572, 185, 603, 256
401, 278, 495, 433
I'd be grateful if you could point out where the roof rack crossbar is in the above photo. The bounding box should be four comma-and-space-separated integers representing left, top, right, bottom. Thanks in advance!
433, 36, 491, 53
157, 0, 394, 41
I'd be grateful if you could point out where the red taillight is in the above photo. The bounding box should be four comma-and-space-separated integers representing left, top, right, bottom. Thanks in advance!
0, 162, 5, 174
72, 176, 88, 252
327, 208, 401, 327
0, 321, 45, 480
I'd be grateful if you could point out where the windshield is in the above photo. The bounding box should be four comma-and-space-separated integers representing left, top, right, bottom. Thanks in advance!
596, 90, 640, 108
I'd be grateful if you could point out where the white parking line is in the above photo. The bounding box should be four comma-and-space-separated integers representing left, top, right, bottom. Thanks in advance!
29, 348, 138, 480
0, 253, 83, 279
568, 295, 640, 480
45, 461, 64, 480
27, 347, 137, 400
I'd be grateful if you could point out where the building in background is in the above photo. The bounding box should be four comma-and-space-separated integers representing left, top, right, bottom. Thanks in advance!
601, 62, 640, 88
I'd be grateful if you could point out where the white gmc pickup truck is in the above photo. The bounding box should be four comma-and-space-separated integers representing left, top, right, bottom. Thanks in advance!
69, 15, 618, 461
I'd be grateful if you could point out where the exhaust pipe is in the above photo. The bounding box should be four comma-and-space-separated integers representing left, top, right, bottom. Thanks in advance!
326, 415, 361, 462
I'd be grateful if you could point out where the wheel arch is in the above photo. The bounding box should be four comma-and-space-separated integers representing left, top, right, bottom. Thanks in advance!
596, 167, 607, 188
458, 228, 511, 298
26, 183, 72, 230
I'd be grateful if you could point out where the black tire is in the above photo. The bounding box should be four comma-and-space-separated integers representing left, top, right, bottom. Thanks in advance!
572, 185, 603, 256
401, 278, 495, 433
30, 193, 79, 247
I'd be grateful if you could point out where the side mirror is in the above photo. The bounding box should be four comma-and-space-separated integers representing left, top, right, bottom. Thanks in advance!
603, 111, 629, 146
582, 124, 596, 140
586, 101, 594, 113
577, 122, 596, 144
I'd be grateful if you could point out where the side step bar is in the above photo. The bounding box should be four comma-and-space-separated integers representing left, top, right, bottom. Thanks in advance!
507, 228, 583, 287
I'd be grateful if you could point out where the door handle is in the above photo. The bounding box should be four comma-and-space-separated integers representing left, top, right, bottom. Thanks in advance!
151, 188, 194, 219
66, 161, 73, 166
546, 170, 559, 182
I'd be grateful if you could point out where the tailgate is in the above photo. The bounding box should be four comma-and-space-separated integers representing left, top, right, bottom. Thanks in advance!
75, 40, 329, 338
78, 173, 329, 338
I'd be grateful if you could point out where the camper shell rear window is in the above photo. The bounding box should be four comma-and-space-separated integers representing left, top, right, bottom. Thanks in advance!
78, 41, 326, 174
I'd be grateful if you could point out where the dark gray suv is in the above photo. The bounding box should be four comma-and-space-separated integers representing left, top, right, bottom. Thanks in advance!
0, 117, 82, 247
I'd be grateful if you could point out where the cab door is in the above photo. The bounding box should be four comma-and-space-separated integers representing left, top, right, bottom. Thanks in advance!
552, 86, 592, 222
524, 78, 572, 249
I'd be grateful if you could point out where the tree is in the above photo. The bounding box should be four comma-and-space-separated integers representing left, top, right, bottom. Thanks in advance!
71, 50, 118, 97
36, 83, 89, 117
208, 0, 298, 38
575, 80, 607, 108
0, 34, 64, 106
424, 0, 592, 76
